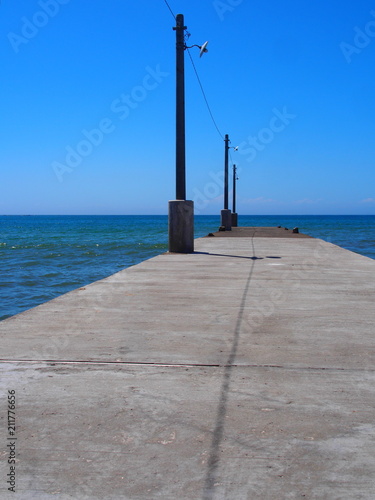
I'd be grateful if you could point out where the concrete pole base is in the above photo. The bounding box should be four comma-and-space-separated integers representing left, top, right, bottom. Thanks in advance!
231, 213, 238, 227
168, 200, 194, 253
220, 209, 232, 231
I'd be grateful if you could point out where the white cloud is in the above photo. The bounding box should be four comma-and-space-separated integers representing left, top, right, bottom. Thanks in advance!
241, 197, 277, 204
360, 198, 375, 204
293, 198, 323, 205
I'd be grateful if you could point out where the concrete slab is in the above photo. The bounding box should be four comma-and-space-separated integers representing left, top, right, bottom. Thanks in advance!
1, 362, 375, 499
0, 231, 375, 499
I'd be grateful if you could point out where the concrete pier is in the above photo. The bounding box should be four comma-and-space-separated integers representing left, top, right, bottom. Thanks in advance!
0, 228, 375, 499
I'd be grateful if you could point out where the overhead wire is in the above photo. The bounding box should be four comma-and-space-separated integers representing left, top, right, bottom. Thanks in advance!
186, 48, 225, 141
163, 1, 226, 143
229, 151, 235, 165
163, 0, 176, 20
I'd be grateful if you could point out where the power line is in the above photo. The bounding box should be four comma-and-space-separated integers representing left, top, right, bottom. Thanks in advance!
163, 0, 176, 20
186, 48, 224, 141
163, 3, 224, 142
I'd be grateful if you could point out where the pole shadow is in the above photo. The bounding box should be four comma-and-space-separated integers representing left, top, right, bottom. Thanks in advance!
201, 239, 257, 499
194, 251, 263, 260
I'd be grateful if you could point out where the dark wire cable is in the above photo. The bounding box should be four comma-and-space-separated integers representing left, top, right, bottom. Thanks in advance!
163, 0, 176, 20
229, 151, 235, 167
164, 2, 224, 142
186, 48, 224, 141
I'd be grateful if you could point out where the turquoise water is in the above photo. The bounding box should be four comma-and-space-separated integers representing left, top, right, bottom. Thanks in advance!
0, 215, 374, 321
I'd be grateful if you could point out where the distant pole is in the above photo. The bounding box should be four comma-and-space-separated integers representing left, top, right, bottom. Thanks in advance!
232, 164, 237, 214
224, 134, 229, 210
175, 13, 186, 200
231, 164, 238, 227
220, 134, 232, 230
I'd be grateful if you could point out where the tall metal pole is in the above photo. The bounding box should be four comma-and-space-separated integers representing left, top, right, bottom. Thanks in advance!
175, 14, 186, 201
232, 164, 237, 214
169, 13, 193, 254
224, 134, 229, 209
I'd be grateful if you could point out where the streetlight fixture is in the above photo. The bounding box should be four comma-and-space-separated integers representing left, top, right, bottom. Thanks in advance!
168, 13, 208, 253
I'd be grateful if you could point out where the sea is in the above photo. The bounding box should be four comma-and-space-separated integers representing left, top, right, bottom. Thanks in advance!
1, 215, 374, 321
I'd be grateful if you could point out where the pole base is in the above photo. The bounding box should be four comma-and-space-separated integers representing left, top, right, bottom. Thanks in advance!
231, 212, 238, 227
168, 200, 194, 253
220, 209, 232, 231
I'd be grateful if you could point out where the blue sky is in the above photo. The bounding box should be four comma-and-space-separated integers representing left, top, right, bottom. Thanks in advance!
1, 0, 374, 215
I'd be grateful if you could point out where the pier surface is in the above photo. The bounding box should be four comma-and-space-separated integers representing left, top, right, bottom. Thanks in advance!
1, 228, 375, 499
